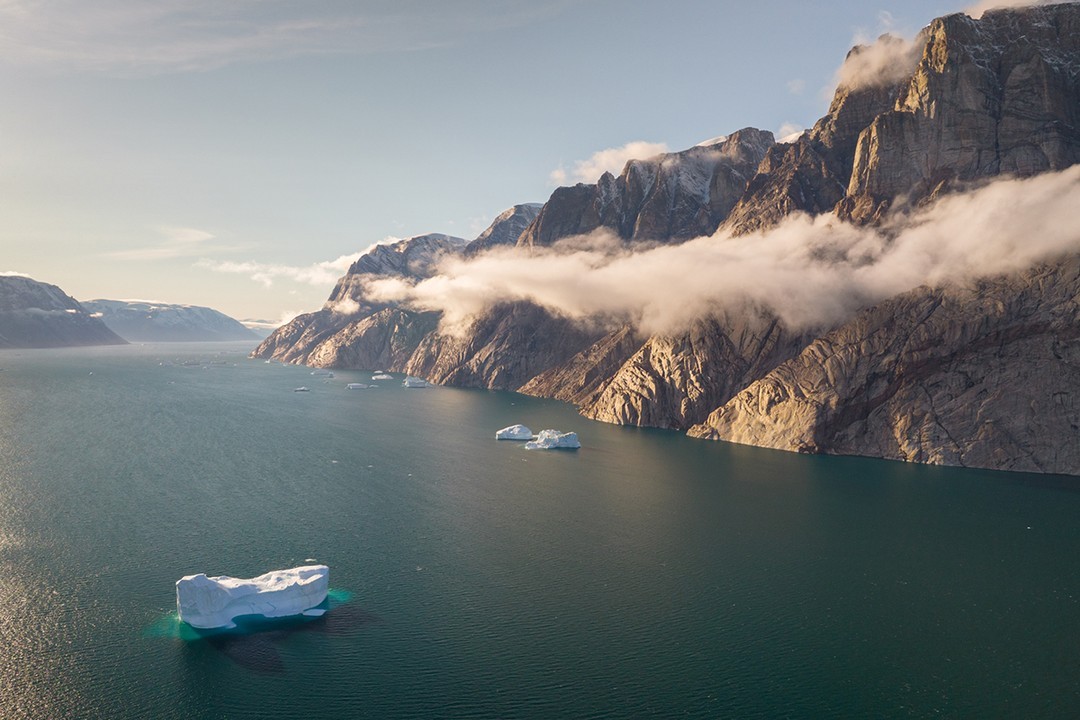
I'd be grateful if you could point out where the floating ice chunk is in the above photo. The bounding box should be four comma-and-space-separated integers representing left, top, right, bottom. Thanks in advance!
346, 383, 370, 389
524, 429, 581, 450
402, 376, 432, 388
496, 424, 533, 441
176, 565, 329, 629
293, 386, 309, 392
372, 373, 393, 380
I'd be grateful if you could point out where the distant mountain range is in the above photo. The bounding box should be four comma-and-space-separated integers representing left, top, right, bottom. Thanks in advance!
82, 299, 259, 342
0, 276, 257, 347
260, 4, 1080, 476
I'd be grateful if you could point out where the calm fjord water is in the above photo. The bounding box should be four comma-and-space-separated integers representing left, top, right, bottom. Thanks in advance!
0, 343, 1077, 719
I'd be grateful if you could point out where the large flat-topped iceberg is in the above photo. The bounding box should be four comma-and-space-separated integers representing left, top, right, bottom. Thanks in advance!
496, 424, 533, 440
176, 564, 329, 629
525, 429, 581, 450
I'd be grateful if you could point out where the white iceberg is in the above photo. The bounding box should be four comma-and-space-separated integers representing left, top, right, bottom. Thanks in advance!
524, 429, 581, 450
372, 373, 393, 380
175, 564, 329, 629
495, 424, 533, 441
402, 376, 432, 388
346, 382, 370, 389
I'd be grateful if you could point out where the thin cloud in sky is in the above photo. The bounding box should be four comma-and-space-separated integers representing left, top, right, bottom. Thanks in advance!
199, 250, 366, 288
108, 226, 238, 261
0, 0, 582, 75
550, 141, 670, 186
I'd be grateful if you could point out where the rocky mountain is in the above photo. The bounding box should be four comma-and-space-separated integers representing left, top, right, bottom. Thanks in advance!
254, 4, 1080, 475
0, 276, 126, 348
81, 300, 259, 343
690, 256, 1080, 476
519, 128, 774, 247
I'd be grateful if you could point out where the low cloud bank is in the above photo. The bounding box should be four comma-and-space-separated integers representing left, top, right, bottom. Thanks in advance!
367, 166, 1080, 335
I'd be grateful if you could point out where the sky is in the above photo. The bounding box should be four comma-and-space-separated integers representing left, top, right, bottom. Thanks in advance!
0, 0, 1028, 326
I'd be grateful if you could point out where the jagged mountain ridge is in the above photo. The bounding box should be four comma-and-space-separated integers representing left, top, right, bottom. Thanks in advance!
254, 3, 1080, 475
0, 276, 126, 348
82, 299, 258, 342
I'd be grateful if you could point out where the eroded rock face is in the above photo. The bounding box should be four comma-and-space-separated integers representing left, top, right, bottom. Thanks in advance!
577, 313, 811, 429
518, 128, 774, 247
842, 5, 1080, 222
690, 257, 1080, 475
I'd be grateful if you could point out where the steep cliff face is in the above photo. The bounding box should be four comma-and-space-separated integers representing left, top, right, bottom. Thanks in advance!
252, 4, 1080, 476
0, 276, 126, 348
689, 256, 1080, 476
723, 40, 913, 235
577, 313, 812, 429
841, 5, 1080, 222
518, 128, 774, 247
466, 203, 542, 256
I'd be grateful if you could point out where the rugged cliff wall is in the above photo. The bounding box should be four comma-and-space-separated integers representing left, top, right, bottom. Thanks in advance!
253, 4, 1080, 475
689, 257, 1080, 475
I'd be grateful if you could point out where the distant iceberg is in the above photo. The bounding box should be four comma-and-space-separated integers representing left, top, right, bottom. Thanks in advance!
402, 376, 432, 388
346, 382, 370, 390
525, 429, 581, 450
372, 373, 393, 380
496, 424, 533, 441
175, 564, 329, 629
293, 386, 310, 392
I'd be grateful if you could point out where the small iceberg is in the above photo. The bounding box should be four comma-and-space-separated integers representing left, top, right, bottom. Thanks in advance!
372, 373, 393, 380
176, 565, 329, 630
346, 383, 370, 390
293, 386, 310, 392
310, 369, 333, 377
525, 429, 581, 450
496, 424, 533, 441
402, 376, 432, 388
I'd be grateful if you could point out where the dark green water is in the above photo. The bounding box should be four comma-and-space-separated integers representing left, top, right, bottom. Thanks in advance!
0, 343, 1077, 719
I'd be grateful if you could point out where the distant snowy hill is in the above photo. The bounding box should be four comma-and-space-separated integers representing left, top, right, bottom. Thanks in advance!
83, 299, 259, 342
0, 276, 125, 348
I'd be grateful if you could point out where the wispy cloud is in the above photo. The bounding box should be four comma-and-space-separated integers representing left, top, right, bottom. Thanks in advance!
965, 0, 1059, 19
550, 141, 670, 186
0, 0, 581, 75
198, 250, 367, 288
366, 166, 1080, 336
242, 310, 302, 330
107, 226, 237, 261
777, 123, 805, 143
786, 78, 805, 95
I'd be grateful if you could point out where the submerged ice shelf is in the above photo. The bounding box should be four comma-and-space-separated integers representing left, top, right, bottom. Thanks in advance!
176, 564, 329, 629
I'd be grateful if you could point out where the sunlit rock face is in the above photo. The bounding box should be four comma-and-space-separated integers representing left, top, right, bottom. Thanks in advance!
841, 4, 1080, 222
518, 128, 774, 248
690, 257, 1080, 476
176, 565, 329, 630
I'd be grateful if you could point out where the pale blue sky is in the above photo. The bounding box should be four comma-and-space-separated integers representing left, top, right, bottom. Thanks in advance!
1, 0, 978, 323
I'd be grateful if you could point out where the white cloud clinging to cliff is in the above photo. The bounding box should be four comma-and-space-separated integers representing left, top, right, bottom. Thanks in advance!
367, 166, 1080, 336
550, 141, 670, 185
965, 0, 1060, 20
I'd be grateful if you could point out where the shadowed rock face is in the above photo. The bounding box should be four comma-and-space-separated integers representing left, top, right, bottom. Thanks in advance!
0, 276, 125, 348
690, 257, 1080, 476
518, 128, 774, 247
